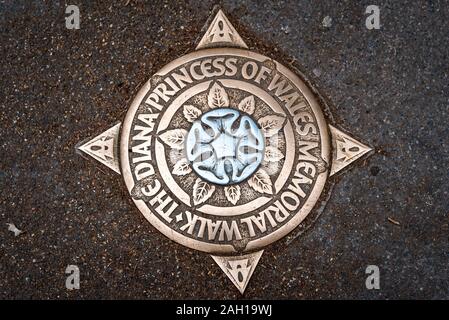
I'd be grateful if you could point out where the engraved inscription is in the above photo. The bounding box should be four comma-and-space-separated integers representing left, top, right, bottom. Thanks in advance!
123, 50, 329, 253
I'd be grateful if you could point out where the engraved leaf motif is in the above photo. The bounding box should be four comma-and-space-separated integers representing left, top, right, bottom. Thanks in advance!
264, 146, 284, 162
248, 169, 273, 195
258, 115, 286, 137
207, 82, 229, 108
237, 95, 255, 115
172, 158, 192, 176
159, 129, 188, 150
193, 178, 215, 205
183, 104, 202, 122
224, 185, 241, 205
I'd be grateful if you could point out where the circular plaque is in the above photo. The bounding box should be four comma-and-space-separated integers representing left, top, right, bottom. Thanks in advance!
120, 48, 330, 254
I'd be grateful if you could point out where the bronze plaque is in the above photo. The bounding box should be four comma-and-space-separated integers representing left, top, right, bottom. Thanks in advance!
78, 9, 372, 293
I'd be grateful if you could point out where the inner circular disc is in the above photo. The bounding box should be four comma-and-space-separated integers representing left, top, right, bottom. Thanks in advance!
185, 108, 265, 185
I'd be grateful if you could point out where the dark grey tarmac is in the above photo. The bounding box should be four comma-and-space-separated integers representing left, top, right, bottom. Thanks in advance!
0, 0, 448, 299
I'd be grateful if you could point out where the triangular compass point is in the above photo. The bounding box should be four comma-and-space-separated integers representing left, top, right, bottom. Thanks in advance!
329, 125, 373, 176
77, 122, 121, 174
211, 250, 263, 294
196, 9, 248, 50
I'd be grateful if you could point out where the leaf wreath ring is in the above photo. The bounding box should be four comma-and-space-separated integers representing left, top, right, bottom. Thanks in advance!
158, 81, 287, 207
185, 108, 265, 185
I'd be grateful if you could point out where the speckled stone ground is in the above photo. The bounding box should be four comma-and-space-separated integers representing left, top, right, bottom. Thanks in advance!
0, 0, 448, 299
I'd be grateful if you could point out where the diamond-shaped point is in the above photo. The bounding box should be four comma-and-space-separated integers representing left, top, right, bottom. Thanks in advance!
77, 123, 121, 174
329, 125, 373, 176
211, 250, 263, 294
196, 9, 248, 50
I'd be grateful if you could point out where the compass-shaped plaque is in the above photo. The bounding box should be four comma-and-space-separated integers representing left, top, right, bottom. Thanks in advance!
78, 9, 372, 294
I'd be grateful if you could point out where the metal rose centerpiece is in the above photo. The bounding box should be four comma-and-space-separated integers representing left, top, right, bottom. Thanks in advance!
185, 106, 265, 186
77, 9, 372, 293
